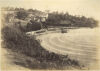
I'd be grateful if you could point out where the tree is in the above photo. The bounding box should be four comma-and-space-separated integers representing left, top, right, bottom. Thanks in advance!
15, 10, 28, 20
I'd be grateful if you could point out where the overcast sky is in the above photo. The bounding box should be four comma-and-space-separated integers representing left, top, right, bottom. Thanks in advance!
0, 0, 100, 21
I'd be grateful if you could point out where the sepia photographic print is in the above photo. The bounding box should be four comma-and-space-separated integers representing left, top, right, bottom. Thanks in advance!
0, 0, 100, 70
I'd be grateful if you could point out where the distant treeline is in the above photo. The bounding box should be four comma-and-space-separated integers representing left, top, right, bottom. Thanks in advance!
2, 7, 98, 30
46, 12, 98, 28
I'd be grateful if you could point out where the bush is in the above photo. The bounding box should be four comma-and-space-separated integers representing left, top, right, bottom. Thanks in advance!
2, 25, 39, 54
15, 10, 28, 20
2, 25, 82, 69
26, 20, 41, 32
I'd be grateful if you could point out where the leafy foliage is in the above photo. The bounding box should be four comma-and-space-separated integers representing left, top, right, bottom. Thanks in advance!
2, 25, 82, 69
3, 7, 98, 29
26, 20, 41, 31
46, 12, 98, 28
15, 10, 28, 20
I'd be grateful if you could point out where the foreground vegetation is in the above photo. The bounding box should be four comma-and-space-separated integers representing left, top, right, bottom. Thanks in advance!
1, 25, 83, 69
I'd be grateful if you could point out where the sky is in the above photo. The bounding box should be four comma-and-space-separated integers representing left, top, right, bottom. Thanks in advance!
0, 0, 100, 21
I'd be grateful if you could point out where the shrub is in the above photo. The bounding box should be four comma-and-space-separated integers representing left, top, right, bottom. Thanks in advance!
15, 10, 28, 20
2, 25, 39, 54
26, 20, 41, 32
1, 25, 82, 69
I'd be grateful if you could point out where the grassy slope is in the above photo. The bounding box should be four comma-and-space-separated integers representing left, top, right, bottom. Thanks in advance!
1, 25, 84, 70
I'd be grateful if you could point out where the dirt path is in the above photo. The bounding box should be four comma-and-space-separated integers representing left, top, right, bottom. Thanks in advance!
0, 47, 30, 70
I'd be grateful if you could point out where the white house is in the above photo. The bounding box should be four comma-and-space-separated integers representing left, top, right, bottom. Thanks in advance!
27, 11, 48, 22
